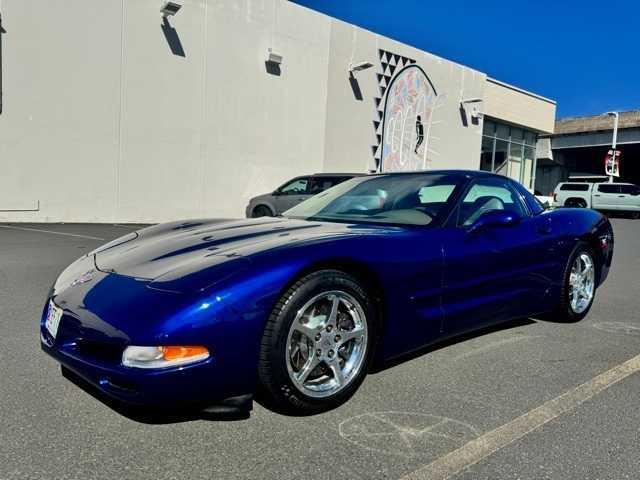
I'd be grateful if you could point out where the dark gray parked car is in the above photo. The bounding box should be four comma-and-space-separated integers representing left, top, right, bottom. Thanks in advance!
245, 173, 362, 218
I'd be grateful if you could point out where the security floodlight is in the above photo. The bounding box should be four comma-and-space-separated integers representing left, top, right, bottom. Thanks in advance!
267, 49, 283, 65
470, 105, 484, 120
460, 98, 484, 120
161, 1, 183, 17
349, 61, 374, 75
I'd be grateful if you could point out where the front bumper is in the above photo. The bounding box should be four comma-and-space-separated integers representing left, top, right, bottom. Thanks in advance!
39, 291, 255, 411
40, 329, 231, 408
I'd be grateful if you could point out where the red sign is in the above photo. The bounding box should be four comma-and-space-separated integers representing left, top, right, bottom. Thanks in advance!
605, 150, 621, 177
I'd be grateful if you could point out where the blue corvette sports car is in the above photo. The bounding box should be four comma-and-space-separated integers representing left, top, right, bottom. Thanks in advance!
41, 171, 613, 415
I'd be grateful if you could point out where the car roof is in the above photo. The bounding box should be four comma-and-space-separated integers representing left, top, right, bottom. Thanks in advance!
309, 170, 530, 183
310, 173, 364, 177
367, 169, 504, 179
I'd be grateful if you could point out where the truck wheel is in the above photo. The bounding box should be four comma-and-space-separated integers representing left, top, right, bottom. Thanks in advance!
252, 205, 274, 218
565, 198, 587, 208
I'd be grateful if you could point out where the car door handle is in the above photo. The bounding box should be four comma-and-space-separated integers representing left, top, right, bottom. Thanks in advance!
593, 194, 600, 197
618, 195, 626, 198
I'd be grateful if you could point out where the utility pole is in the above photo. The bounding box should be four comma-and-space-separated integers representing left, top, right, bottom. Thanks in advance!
606, 111, 619, 183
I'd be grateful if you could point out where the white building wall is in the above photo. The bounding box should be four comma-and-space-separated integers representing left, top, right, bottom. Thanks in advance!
0, 0, 545, 224
0, 0, 330, 223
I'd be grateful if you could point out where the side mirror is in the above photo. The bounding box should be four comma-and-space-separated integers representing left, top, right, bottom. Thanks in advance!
467, 210, 522, 234
272, 190, 282, 196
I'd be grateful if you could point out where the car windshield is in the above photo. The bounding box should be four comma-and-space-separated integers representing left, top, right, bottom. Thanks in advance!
283, 173, 465, 226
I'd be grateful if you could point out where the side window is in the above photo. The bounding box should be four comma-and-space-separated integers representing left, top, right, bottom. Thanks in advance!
332, 177, 352, 187
560, 183, 590, 192
308, 177, 337, 195
458, 179, 526, 226
279, 178, 309, 195
620, 185, 640, 195
418, 184, 456, 204
597, 184, 620, 194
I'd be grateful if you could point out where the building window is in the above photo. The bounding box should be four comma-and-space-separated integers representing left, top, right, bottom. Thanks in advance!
480, 119, 538, 189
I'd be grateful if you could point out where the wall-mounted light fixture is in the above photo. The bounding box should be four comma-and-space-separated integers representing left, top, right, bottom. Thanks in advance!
161, 1, 183, 17
461, 98, 484, 120
348, 61, 374, 76
265, 49, 283, 76
267, 49, 283, 66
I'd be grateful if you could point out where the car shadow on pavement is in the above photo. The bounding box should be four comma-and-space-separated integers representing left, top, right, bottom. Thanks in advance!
61, 366, 250, 424
60, 316, 571, 422
370, 317, 537, 374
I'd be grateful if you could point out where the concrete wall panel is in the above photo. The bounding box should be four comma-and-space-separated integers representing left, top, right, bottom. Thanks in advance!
0, 0, 553, 223
484, 78, 556, 134
0, 0, 121, 221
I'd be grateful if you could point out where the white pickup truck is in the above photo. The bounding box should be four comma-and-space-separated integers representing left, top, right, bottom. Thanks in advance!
553, 182, 640, 217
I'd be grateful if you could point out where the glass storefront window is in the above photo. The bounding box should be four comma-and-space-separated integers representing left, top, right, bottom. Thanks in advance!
524, 131, 536, 146
480, 136, 495, 172
496, 124, 510, 141
479, 119, 538, 189
483, 120, 496, 136
494, 140, 509, 176
522, 146, 535, 188
511, 128, 524, 143
507, 142, 523, 182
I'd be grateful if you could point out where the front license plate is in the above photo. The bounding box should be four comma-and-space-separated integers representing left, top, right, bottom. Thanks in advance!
45, 301, 63, 339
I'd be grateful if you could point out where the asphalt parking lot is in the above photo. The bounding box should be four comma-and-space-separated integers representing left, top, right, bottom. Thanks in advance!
1, 220, 639, 480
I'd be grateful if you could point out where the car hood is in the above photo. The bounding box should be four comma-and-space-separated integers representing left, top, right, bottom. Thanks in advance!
249, 192, 273, 204
92, 217, 362, 292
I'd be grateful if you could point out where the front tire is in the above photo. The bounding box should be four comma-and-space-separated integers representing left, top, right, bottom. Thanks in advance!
258, 270, 375, 415
552, 242, 597, 322
252, 205, 273, 218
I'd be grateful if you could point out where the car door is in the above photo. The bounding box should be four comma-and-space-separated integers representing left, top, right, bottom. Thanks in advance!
618, 184, 640, 212
592, 183, 620, 210
273, 177, 311, 213
440, 177, 554, 336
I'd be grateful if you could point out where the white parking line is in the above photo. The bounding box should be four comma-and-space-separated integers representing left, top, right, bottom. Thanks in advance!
0, 225, 105, 241
401, 353, 640, 480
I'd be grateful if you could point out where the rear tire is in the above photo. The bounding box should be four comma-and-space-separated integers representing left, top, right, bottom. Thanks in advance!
550, 242, 597, 322
252, 205, 273, 218
257, 270, 375, 415
565, 198, 587, 208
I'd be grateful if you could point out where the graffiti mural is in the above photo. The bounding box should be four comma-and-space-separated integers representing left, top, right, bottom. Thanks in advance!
370, 49, 439, 173
380, 65, 438, 172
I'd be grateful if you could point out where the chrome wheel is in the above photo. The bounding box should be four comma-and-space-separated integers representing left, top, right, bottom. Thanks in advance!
286, 291, 368, 398
569, 252, 595, 314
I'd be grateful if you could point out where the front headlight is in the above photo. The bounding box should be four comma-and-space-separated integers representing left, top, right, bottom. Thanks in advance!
122, 346, 210, 369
